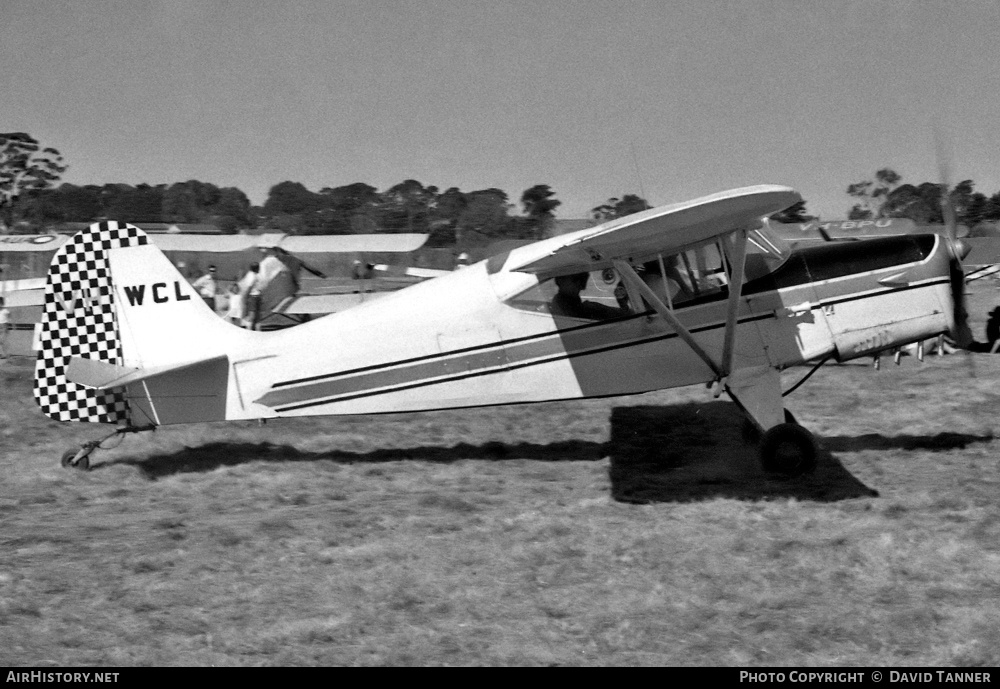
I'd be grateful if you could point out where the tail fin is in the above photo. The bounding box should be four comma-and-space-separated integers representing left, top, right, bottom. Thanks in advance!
34, 221, 245, 424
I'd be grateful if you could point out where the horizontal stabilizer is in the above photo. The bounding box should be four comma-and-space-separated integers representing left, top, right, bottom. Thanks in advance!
67, 355, 228, 390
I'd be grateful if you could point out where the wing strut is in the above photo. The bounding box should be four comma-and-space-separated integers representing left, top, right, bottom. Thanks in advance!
719, 229, 748, 380
613, 259, 723, 379
612, 228, 751, 392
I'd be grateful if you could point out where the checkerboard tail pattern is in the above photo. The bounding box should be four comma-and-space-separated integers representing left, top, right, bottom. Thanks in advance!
33, 221, 149, 423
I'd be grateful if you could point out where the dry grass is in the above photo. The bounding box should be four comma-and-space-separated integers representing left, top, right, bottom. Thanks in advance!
2, 282, 1000, 666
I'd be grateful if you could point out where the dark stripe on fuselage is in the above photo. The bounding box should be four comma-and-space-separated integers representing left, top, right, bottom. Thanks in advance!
265, 309, 781, 409
267, 277, 950, 412
271, 311, 642, 388
269, 310, 779, 412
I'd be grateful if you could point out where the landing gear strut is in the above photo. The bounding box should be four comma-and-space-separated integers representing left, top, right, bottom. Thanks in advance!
59, 425, 155, 471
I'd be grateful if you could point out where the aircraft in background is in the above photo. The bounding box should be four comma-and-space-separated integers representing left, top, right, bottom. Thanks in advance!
152, 231, 429, 329
1, 234, 72, 354
766, 217, 1000, 268
769, 217, 932, 241
30, 185, 975, 478
0, 231, 428, 353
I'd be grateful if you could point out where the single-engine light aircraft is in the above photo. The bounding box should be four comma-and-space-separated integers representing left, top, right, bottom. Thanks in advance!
34, 185, 972, 475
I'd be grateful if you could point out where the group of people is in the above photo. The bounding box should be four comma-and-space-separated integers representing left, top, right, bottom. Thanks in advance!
189, 246, 326, 329
192, 263, 258, 328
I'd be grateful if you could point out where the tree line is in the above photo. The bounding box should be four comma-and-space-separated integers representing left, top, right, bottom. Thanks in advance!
844, 168, 1000, 227
6, 133, 1000, 245
0, 134, 574, 245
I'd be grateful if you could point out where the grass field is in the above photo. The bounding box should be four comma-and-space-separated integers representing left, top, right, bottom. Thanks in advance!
2, 284, 1000, 666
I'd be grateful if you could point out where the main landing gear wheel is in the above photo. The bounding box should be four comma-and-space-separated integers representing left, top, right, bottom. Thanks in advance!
60, 448, 91, 471
759, 422, 817, 476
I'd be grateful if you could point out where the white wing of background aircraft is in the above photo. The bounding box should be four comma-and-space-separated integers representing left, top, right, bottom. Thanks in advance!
148, 232, 427, 254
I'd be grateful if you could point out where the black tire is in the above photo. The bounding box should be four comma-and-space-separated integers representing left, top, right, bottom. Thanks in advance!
759, 423, 817, 476
744, 409, 797, 443
60, 449, 89, 471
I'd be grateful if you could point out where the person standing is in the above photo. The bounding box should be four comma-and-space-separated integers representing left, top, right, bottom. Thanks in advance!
240, 262, 262, 329
0, 297, 9, 358
224, 283, 244, 326
549, 272, 628, 320
192, 265, 219, 312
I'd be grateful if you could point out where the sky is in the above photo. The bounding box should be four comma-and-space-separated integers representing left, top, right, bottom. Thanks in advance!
4, 0, 1000, 221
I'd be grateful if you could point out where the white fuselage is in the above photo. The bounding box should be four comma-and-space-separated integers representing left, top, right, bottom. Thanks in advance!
219, 237, 954, 422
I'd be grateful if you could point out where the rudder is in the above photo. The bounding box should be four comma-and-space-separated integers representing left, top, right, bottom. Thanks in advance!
33, 221, 146, 423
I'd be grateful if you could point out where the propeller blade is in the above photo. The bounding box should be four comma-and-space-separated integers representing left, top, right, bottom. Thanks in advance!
935, 126, 974, 356
950, 257, 974, 348
934, 126, 961, 249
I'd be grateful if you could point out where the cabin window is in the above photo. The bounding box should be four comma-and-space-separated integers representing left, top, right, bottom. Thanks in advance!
506, 271, 630, 321
618, 240, 729, 311
662, 242, 727, 304
505, 232, 782, 318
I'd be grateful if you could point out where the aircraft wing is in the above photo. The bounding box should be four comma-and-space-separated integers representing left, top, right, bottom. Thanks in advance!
505, 185, 801, 275
1, 277, 46, 292
278, 234, 428, 253
373, 264, 451, 279
0, 278, 46, 307
148, 235, 261, 252
2, 232, 428, 255
0, 235, 69, 251
963, 238, 1000, 266
965, 264, 1000, 282
148, 233, 428, 254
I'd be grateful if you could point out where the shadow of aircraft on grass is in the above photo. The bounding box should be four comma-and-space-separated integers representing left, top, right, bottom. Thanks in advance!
97, 400, 976, 503
606, 402, 880, 504
100, 438, 610, 480
819, 432, 993, 453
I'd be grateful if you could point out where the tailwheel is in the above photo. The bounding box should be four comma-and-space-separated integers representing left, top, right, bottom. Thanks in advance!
759, 422, 817, 476
60, 448, 91, 471
58, 425, 155, 471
